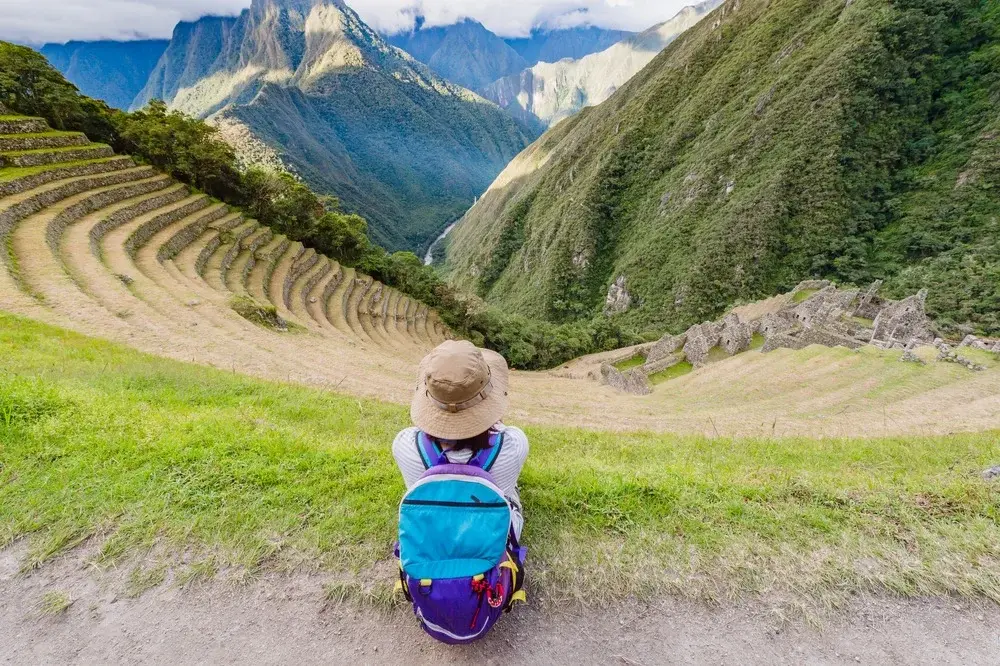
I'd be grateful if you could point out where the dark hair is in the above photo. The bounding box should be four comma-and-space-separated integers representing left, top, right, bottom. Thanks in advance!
434, 430, 493, 452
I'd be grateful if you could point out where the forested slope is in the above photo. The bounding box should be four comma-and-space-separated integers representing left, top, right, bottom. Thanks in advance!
447, 0, 1000, 336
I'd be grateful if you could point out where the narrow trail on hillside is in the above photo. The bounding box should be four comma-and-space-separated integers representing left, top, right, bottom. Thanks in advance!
2, 544, 997, 665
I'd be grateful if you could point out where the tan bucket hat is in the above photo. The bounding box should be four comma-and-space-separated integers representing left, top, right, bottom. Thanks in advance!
411, 340, 510, 440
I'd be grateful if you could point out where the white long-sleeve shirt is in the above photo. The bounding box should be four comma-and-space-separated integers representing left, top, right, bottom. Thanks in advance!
392, 424, 529, 538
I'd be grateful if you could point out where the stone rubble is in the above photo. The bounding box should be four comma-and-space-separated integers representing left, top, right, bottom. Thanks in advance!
604, 275, 632, 316
598, 280, 996, 394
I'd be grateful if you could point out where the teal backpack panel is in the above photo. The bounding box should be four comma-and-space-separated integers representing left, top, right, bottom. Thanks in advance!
399, 476, 511, 580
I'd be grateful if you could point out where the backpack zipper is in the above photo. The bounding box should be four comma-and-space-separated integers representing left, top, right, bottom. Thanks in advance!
402, 499, 508, 508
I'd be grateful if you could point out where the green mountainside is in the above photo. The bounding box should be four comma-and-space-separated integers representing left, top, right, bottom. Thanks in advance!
132, 0, 529, 252
447, 0, 1000, 337
39, 40, 168, 110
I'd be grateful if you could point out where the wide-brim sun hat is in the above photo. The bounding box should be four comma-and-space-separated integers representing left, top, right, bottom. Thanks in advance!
411, 340, 510, 440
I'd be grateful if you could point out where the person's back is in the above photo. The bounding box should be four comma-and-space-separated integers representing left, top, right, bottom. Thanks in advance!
392, 341, 529, 644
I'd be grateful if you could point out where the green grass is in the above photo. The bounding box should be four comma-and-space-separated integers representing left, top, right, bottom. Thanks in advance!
613, 354, 646, 371
0, 156, 122, 183
749, 332, 766, 350
792, 289, 819, 304
0, 143, 108, 157
0, 130, 84, 140
38, 591, 73, 616
955, 347, 1000, 368
648, 360, 694, 384
706, 345, 731, 364
2, 313, 1000, 608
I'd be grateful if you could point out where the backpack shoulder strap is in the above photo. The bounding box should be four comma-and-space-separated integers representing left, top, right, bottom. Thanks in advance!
415, 430, 505, 472
466, 431, 504, 472
414, 430, 448, 469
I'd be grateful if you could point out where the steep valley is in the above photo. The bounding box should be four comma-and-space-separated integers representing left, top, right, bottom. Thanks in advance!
448, 0, 1000, 339
131, 0, 529, 252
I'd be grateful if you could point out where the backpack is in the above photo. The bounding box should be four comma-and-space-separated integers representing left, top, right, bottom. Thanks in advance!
395, 430, 527, 644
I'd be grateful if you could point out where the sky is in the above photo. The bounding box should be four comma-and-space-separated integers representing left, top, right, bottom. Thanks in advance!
0, 0, 693, 45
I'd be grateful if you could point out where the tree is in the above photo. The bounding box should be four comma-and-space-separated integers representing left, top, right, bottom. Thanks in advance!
118, 100, 243, 201
0, 42, 115, 142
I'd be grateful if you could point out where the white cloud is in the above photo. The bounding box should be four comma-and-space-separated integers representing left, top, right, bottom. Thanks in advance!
350, 0, 694, 37
0, 0, 693, 45
0, 0, 248, 44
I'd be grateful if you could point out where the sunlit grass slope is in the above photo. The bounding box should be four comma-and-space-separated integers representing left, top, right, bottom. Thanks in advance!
2, 312, 999, 606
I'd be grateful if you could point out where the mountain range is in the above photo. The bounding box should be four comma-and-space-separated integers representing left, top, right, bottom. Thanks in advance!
386, 18, 528, 92
446, 0, 1000, 336
505, 26, 634, 65
39, 40, 168, 110
386, 19, 634, 94
32, 0, 727, 257
130, 0, 530, 252
481, 0, 721, 129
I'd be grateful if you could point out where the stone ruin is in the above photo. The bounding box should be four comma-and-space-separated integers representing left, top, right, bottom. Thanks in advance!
598, 280, 998, 394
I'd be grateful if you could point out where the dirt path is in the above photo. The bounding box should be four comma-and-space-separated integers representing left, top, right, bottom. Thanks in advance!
2, 545, 997, 665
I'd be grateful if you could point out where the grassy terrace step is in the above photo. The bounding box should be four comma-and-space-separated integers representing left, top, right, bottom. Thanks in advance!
0, 157, 134, 197
44, 175, 174, 255
323, 264, 354, 335
199, 224, 243, 291
2, 166, 158, 269
0, 144, 115, 168
246, 237, 289, 307
215, 221, 259, 292
290, 257, 332, 329
6, 172, 171, 299
282, 248, 319, 312
157, 206, 234, 263
401, 297, 417, 340
411, 304, 431, 346
267, 242, 306, 320
192, 214, 243, 277
393, 294, 415, 345
356, 280, 384, 346
243, 236, 286, 304
337, 268, 361, 337
225, 228, 273, 295
0, 131, 89, 152
135, 206, 231, 282
123, 196, 211, 259
0, 116, 48, 134
381, 288, 403, 342
309, 262, 344, 334
90, 194, 204, 264
344, 274, 375, 345
2, 313, 999, 606
367, 284, 397, 348
235, 230, 277, 292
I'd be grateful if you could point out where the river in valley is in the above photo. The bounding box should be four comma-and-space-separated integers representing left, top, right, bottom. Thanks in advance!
423, 222, 457, 266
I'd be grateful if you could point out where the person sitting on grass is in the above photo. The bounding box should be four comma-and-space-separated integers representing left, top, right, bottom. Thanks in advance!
392, 340, 529, 644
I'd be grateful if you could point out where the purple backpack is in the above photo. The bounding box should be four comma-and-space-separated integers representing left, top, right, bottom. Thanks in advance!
395, 430, 527, 644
